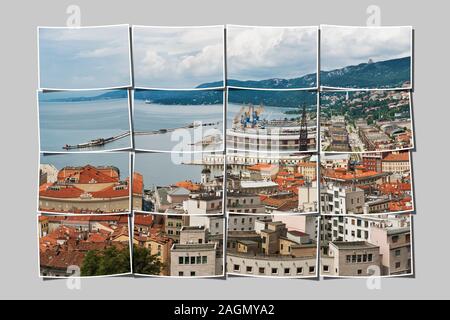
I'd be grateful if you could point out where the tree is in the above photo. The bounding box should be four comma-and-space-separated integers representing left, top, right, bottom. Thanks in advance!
133, 246, 165, 275
80, 250, 101, 276
81, 245, 131, 276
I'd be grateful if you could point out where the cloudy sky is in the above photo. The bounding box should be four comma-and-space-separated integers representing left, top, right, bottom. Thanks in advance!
227, 26, 318, 81
39, 25, 131, 89
133, 26, 224, 88
321, 26, 412, 71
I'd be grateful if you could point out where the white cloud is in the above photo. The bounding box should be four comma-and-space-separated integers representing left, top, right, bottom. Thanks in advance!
133, 26, 224, 88
227, 26, 318, 80
321, 26, 412, 71
179, 43, 223, 77
77, 46, 126, 58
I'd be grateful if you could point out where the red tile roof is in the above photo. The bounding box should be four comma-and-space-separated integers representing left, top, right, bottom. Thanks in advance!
175, 180, 201, 192
382, 152, 410, 162
39, 185, 85, 198
87, 233, 109, 243
58, 165, 118, 184
261, 196, 298, 211
247, 163, 278, 172
134, 214, 153, 227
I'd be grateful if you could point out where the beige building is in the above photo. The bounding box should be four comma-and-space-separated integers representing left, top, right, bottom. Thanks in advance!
134, 234, 173, 275
297, 162, 317, 181
169, 226, 221, 277
325, 241, 381, 277
369, 226, 412, 275
183, 193, 223, 215
170, 243, 218, 277
164, 215, 189, 243
227, 218, 318, 278
381, 152, 410, 174
227, 193, 266, 215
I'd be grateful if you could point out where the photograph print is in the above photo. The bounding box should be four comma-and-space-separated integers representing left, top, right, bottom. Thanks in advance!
133, 212, 225, 278
320, 25, 412, 90
38, 25, 132, 90
38, 214, 132, 278
320, 214, 413, 278
320, 90, 414, 153
132, 25, 225, 89
227, 25, 318, 89
133, 89, 224, 153
38, 89, 132, 153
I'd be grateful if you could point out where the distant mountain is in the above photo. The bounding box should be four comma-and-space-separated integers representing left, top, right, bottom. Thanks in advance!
44, 57, 410, 105
198, 74, 317, 90
134, 89, 223, 105
321, 57, 411, 88
227, 89, 316, 108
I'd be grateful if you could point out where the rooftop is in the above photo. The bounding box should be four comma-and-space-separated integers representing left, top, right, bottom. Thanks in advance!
330, 241, 379, 250
171, 243, 216, 251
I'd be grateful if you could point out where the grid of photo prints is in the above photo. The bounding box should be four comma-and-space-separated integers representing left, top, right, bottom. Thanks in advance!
37, 24, 415, 280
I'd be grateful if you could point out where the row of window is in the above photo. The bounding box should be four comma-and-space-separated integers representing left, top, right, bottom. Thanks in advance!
178, 256, 208, 265
346, 254, 374, 264
233, 264, 315, 275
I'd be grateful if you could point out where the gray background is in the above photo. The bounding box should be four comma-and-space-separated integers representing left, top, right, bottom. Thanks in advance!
0, 0, 446, 299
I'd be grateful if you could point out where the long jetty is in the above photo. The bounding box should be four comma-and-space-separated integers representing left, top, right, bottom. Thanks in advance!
62, 122, 220, 150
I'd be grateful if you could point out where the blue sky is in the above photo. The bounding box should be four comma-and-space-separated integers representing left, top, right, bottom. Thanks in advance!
227, 26, 318, 81
321, 26, 412, 71
39, 25, 131, 89
133, 26, 224, 88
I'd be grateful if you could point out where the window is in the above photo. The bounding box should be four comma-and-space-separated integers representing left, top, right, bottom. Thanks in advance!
184, 257, 189, 264
357, 269, 362, 275
368, 254, 373, 262
190, 271, 196, 276
196, 256, 201, 264
297, 267, 303, 274
395, 249, 401, 257
234, 264, 240, 271
395, 262, 401, 269
346, 255, 351, 263
202, 256, 207, 264
259, 267, 265, 274
179, 272, 184, 276
190, 257, 195, 264
199, 239, 203, 244
271, 268, 278, 274
179, 257, 184, 264
309, 266, 315, 274
284, 268, 290, 274
392, 235, 399, 243
246, 266, 252, 273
